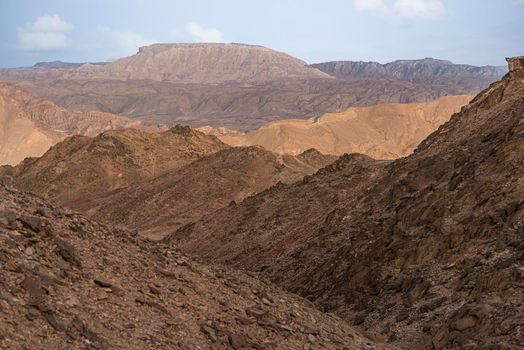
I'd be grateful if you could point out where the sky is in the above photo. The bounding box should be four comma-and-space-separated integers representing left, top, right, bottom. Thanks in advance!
0, 0, 523, 68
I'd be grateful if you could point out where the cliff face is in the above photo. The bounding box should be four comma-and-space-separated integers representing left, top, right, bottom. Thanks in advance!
507, 56, 524, 72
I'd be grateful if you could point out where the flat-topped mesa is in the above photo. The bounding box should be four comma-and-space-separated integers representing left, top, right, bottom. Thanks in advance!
74, 43, 332, 83
507, 56, 524, 72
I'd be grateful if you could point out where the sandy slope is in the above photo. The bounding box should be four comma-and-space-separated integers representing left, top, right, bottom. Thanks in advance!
0, 82, 147, 166
0, 91, 63, 165
211, 95, 472, 159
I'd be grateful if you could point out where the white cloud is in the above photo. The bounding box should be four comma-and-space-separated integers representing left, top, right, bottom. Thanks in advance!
18, 31, 69, 51
354, 0, 447, 20
98, 27, 157, 54
17, 15, 73, 51
354, 0, 388, 13
393, 0, 446, 19
32, 14, 73, 32
186, 22, 225, 43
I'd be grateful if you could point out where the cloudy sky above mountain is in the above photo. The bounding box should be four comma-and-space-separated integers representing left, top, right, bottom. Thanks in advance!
0, 0, 522, 67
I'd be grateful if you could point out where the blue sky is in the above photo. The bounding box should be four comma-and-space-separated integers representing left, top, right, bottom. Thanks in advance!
0, 0, 522, 68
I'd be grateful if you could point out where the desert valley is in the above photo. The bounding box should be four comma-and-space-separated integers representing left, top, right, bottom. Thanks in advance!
0, 1, 523, 349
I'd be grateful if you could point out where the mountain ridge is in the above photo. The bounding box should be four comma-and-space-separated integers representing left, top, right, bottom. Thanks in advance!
86, 145, 337, 240
201, 95, 472, 159
165, 57, 524, 348
310, 58, 507, 81
0, 125, 226, 204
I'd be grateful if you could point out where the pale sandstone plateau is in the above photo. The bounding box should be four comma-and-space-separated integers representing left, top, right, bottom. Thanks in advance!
0, 42, 522, 350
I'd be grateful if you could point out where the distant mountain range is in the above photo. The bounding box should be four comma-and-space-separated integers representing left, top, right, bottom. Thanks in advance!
310, 58, 507, 81
32, 60, 108, 69
6, 43, 330, 83
0, 43, 506, 130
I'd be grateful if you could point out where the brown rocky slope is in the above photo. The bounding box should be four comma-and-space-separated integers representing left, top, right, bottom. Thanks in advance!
0, 127, 336, 240
87, 146, 336, 240
0, 126, 226, 205
203, 95, 472, 159
0, 185, 391, 349
0, 81, 144, 166
167, 57, 524, 348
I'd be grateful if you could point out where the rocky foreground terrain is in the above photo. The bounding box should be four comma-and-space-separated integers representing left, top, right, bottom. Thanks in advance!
0, 185, 390, 349
0, 82, 148, 165
167, 58, 524, 348
202, 95, 471, 159
0, 44, 503, 130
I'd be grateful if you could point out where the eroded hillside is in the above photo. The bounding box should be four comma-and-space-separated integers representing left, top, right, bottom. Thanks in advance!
203, 95, 472, 159
0, 82, 149, 166
0, 126, 226, 204
0, 185, 391, 349
167, 57, 524, 348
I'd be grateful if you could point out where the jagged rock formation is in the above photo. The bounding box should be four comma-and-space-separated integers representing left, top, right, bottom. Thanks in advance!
0, 185, 390, 349
0, 82, 150, 166
507, 56, 524, 72
86, 146, 336, 240
0, 126, 226, 205
202, 95, 472, 159
311, 58, 506, 82
0, 44, 498, 131
167, 57, 524, 348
